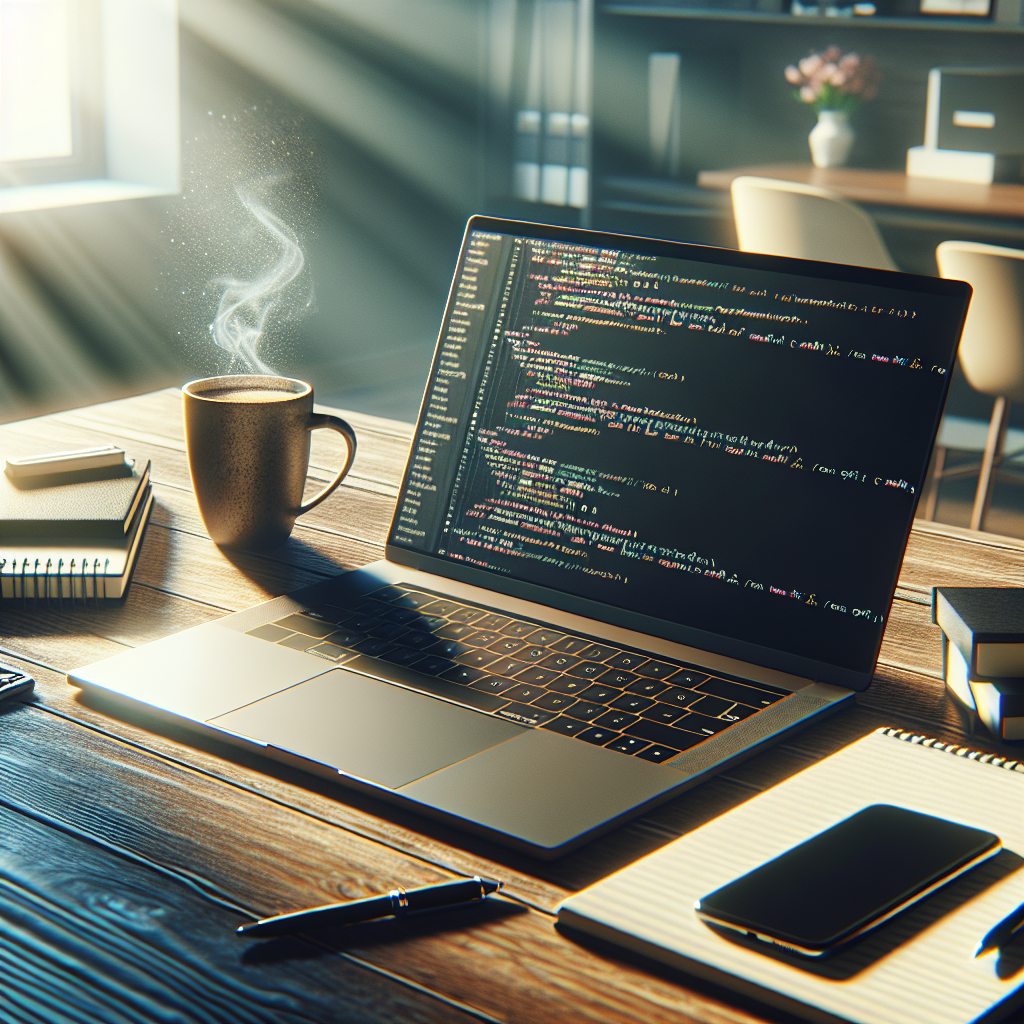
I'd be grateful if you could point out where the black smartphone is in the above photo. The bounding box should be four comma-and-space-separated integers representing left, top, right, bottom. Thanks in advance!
694, 804, 1000, 957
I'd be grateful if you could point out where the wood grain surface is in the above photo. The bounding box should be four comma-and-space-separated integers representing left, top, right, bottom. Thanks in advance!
1, 389, 1022, 1024
696, 164, 1024, 219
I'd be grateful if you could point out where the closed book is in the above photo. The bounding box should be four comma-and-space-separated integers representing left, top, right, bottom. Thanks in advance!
0, 459, 150, 539
933, 587, 1024, 679
970, 675, 1024, 742
1, 486, 153, 602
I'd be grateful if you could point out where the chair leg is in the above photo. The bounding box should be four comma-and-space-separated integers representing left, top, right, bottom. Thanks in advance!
970, 397, 1012, 532
920, 445, 945, 521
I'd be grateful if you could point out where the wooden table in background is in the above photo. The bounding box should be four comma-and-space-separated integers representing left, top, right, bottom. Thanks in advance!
697, 164, 1024, 221
2, 388, 1024, 1024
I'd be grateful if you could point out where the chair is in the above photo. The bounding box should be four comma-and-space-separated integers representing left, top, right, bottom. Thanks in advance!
730, 175, 897, 270
926, 240, 1024, 532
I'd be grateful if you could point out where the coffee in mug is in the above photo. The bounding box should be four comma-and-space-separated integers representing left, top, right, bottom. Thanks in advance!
182, 374, 356, 549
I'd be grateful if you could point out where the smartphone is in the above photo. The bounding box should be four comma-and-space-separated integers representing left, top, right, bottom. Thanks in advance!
694, 804, 1000, 956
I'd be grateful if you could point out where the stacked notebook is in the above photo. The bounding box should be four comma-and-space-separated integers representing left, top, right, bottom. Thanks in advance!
559, 728, 1024, 1024
936, 588, 1024, 742
0, 457, 153, 602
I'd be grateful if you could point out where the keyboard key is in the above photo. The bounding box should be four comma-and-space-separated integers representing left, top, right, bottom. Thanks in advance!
305, 604, 351, 623
633, 660, 678, 679
526, 628, 566, 646
674, 711, 733, 737
368, 622, 407, 641
513, 666, 561, 687
595, 710, 639, 730
636, 744, 681, 763
686, 694, 736, 718
456, 649, 501, 668
387, 591, 437, 609
346, 654, 507, 712
577, 643, 618, 662
470, 675, 520, 694
605, 736, 649, 755
672, 669, 710, 688
275, 614, 337, 639
547, 677, 594, 696
323, 626, 366, 646
488, 637, 527, 655
539, 652, 580, 671
722, 704, 758, 722
247, 623, 293, 642
462, 630, 505, 647
279, 633, 318, 650
435, 622, 478, 640
515, 646, 550, 663
409, 655, 456, 676
497, 702, 555, 726
562, 701, 607, 722
624, 719, 705, 750
395, 630, 439, 651
609, 694, 655, 714
625, 678, 669, 698
578, 727, 620, 746
697, 676, 785, 708
542, 716, 588, 736
606, 652, 648, 671
502, 684, 547, 703
448, 607, 485, 624
307, 641, 351, 661
352, 637, 395, 657
549, 637, 592, 655
501, 621, 540, 638
640, 704, 686, 725
597, 669, 638, 688
427, 639, 471, 659
576, 684, 623, 704
564, 662, 607, 679
408, 614, 448, 632
487, 657, 527, 678
419, 599, 460, 616
657, 686, 704, 709
382, 607, 422, 625
474, 613, 512, 630
344, 614, 385, 632
532, 691, 578, 712
441, 665, 488, 685
380, 646, 430, 667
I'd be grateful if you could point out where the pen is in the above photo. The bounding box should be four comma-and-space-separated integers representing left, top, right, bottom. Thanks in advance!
236, 876, 503, 938
975, 902, 1024, 957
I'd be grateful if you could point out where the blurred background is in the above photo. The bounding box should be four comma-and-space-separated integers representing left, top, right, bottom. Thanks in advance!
0, 0, 1021, 533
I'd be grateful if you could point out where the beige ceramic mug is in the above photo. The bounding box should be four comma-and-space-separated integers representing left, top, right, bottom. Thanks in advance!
182, 374, 356, 550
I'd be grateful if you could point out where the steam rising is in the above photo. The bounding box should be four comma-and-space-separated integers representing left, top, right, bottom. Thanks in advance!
209, 188, 307, 373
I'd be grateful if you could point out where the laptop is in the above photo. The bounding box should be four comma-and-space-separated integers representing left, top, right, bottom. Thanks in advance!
69, 217, 971, 858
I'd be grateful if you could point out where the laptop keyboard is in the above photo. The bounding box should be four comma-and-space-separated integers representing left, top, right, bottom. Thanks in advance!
245, 583, 789, 765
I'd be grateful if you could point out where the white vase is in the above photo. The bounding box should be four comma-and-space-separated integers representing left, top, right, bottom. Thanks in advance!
808, 110, 854, 169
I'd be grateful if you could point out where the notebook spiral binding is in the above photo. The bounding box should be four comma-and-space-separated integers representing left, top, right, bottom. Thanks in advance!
0, 555, 111, 609
879, 726, 1024, 772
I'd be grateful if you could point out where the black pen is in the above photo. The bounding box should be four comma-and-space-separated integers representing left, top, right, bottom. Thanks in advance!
237, 876, 503, 938
975, 901, 1024, 957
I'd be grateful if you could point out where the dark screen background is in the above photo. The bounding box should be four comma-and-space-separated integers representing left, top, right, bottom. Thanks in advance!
390, 228, 966, 676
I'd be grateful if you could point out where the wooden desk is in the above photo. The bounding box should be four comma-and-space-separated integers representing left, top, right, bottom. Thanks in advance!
2, 388, 1023, 1024
697, 164, 1024, 221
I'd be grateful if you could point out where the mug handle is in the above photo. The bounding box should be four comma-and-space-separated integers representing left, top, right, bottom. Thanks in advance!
298, 412, 358, 515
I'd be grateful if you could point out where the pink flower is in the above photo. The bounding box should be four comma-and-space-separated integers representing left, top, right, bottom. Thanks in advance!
800, 84, 818, 103
784, 64, 803, 85
799, 54, 824, 78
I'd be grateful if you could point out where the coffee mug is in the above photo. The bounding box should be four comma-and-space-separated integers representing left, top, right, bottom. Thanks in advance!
182, 374, 356, 550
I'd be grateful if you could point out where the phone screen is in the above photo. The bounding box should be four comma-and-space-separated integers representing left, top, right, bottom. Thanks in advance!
695, 804, 1000, 956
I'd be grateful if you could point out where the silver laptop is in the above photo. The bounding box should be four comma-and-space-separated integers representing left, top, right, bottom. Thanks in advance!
69, 217, 971, 858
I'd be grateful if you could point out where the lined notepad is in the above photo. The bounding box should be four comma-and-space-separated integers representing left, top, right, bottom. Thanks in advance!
559, 729, 1024, 1024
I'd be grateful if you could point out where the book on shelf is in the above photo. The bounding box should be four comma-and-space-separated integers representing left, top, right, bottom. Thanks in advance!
933, 588, 1024, 680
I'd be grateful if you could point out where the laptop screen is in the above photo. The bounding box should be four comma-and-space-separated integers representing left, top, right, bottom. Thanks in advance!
387, 218, 969, 688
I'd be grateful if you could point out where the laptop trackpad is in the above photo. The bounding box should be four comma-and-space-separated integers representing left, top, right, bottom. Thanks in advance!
209, 669, 524, 789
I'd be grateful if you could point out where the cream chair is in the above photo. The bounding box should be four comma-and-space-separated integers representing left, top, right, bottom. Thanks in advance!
927, 240, 1024, 532
730, 175, 897, 270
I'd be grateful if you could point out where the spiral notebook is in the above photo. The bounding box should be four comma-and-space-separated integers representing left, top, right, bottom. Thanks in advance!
559, 728, 1024, 1024
0, 487, 153, 603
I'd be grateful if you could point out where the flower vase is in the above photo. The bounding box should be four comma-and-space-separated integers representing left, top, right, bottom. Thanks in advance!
808, 110, 854, 169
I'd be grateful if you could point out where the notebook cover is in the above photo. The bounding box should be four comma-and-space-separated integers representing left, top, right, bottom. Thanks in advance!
558, 729, 1024, 1024
0, 460, 151, 539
